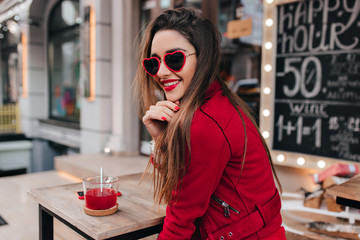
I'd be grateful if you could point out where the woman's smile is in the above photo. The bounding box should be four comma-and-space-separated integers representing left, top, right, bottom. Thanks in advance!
161, 79, 181, 91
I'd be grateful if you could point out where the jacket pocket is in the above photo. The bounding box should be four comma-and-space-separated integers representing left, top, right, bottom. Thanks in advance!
211, 195, 240, 218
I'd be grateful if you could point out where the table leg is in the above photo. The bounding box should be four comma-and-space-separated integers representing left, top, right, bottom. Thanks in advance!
38, 204, 162, 240
39, 204, 94, 239
39, 205, 53, 240
107, 223, 163, 239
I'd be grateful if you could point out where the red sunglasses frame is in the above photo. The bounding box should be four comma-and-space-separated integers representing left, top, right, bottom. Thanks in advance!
142, 50, 196, 76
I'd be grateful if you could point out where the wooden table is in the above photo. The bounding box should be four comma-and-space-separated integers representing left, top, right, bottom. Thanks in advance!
327, 175, 360, 209
27, 173, 166, 240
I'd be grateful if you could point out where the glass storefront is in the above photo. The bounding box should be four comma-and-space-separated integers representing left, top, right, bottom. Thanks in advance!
218, 0, 262, 124
48, 0, 80, 123
0, 19, 21, 104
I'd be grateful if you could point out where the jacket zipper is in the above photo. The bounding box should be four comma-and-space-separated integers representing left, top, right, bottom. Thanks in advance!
211, 195, 240, 217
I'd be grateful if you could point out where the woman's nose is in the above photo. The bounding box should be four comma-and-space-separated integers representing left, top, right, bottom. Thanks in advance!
157, 60, 171, 77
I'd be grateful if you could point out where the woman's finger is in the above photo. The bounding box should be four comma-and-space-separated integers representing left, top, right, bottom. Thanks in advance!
143, 107, 172, 124
155, 100, 180, 112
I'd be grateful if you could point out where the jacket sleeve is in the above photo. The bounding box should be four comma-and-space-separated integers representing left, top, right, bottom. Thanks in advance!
158, 111, 231, 240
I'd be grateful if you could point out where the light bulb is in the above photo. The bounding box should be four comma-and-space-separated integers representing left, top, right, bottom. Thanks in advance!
265, 18, 273, 27
263, 87, 271, 95
277, 154, 285, 162
262, 131, 270, 139
297, 157, 306, 166
263, 109, 270, 117
317, 160, 326, 169
264, 64, 272, 72
265, 41, 273, 50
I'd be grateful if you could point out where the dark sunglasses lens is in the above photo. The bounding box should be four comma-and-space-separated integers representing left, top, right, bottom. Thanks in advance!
143, 58, 159, 75
165, 52, 185, 71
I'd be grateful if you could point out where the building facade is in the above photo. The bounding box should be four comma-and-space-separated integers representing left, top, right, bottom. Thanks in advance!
0, 0, 264, 171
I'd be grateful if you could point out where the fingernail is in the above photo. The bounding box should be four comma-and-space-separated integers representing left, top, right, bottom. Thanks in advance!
161, 117, 167, 121
174, 106, 180, 111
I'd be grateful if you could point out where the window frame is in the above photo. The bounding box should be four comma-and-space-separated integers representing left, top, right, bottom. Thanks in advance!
47, 0, 81, 123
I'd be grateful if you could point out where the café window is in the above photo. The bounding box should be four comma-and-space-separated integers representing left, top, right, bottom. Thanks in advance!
0, 20, 21, 104
218, 0, 263, 124
48, 0, 80, 123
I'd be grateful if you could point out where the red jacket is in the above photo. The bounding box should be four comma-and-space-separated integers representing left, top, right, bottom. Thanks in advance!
158, 82, 283, 240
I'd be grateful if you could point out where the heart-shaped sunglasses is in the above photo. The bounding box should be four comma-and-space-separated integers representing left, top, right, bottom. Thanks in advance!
142, 50, 196, 76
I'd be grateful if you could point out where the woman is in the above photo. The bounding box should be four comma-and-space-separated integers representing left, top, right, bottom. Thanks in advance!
135, 7, 286, 240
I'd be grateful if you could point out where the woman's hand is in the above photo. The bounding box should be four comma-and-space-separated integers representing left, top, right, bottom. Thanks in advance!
142, 100, 180, 140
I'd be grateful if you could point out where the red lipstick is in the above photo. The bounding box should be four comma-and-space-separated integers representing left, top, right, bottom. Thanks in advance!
162, 80, 181, 92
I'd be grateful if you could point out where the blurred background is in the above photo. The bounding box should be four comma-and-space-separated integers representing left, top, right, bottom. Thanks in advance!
0, 0, 263, 175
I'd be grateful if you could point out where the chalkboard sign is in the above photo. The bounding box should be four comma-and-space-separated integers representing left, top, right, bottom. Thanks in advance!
273, 0, 360, 162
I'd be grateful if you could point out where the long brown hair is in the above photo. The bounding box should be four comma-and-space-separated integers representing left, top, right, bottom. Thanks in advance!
134, 8, 281, 205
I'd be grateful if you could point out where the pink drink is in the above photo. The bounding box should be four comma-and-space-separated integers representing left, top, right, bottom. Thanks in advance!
85, 188, 117, 210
